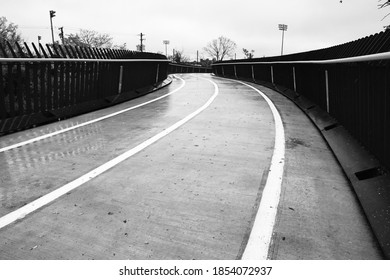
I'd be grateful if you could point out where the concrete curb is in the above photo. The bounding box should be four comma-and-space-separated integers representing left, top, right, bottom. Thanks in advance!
266, 82, 389, 260
215, 74, 389, 259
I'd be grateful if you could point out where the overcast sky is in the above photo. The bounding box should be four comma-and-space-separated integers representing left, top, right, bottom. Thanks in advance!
1, 0, 389, 60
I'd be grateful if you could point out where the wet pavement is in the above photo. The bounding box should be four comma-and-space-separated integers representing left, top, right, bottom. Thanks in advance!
0, 74, 382, 259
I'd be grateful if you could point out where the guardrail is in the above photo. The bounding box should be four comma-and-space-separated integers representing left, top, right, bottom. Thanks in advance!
212, 53, 390, 172
212, 42, 390, 258
168, 63, 212, 74
0, 42, 169, 134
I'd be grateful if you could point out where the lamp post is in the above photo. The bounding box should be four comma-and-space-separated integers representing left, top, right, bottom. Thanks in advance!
163, 40, 170, 57
49, 10, 56, 45
278, 24, 288, 56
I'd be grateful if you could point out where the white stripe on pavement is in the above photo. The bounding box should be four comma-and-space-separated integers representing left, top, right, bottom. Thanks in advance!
0, 77, 219, 230
229, 79, 285, 260
0, 76, 185, 153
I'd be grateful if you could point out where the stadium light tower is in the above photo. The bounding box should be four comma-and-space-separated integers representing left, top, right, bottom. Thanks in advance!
49, 10, 56, 45
163, 40, 170, 57
278, 24, 288, 55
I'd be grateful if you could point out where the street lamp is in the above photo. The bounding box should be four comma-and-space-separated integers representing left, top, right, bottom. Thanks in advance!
163, 40, 170, 57
49, 10, 56, 45
278, 24, 288, 55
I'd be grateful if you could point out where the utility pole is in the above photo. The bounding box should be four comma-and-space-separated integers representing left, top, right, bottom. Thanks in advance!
58, 27, 64, 44
278, 24, 288, 55
138, 33, 145, 52
49, 10, 56, 45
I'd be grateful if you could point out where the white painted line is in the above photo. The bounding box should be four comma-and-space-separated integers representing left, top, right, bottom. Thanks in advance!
0, 76, 185, 153
0, 78, 219, 230
226, 79, 285, 260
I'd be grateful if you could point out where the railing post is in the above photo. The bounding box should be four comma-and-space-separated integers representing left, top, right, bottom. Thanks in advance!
222, 66, 225, 77
325, 69, 330, 113
293, 66, 297, 92
234, 65, 237, 78
156, 63, 160, 83
118, 65, 123, 94
271, 65, 274, 84
251, 65, 255, 81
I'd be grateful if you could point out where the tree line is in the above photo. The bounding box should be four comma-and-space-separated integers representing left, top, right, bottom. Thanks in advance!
1, 15, 252, 62
2, 2, 390, 59
1, 16, 126, 51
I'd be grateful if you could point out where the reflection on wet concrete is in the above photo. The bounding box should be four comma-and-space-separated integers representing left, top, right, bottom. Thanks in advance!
2, 123, 105, 169
0, 80, 198, 217
0, 120, 93, 150
0, 122, 106, 214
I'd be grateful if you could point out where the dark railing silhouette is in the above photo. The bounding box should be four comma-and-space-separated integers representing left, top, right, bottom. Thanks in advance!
213, 29, 390, 171
168, 62, 212, 74
0, 41, 168, 134
0, 40, 166, 59
225, 29, 390, 63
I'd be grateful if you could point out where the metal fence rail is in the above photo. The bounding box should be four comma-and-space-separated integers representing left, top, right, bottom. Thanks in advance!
168, 63, 212, 74
212, 31, 390, 258
0, 41, 168, 134
212, 54, 390, 171
220, 29, 390, 64
0, 40, 165, 60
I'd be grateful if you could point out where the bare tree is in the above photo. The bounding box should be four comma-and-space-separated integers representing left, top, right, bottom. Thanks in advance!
243, 48, 255, 59
204, 36, 236, 61
172, 49, 189, 63
378, 0, 390, 28
379, 0, 390, 9
113, 43, 127, 50
0, 16, 23, 56
65, 29, 114, 48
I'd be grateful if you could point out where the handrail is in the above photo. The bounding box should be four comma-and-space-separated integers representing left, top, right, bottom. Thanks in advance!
169, 63, 211, 68
211, 49, 390, 259
0, 52, 169, 134
212, 51, 390, 66
168, 63, 212, 74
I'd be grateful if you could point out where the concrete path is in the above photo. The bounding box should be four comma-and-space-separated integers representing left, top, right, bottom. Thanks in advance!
0, 74, 382, 259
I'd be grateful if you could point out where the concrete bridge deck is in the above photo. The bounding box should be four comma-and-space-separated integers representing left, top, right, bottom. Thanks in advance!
0, 74, 382, 259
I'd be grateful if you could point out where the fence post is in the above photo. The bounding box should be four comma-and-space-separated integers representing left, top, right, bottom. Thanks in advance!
325, 69, 330, 113
222, 66, 225, 77
293, 66, 297, 92
118, 65, 123, 94
234, 65, 237, 78
156, 63, 160, 84
271, 65, 274, 84
251, 65, 255, 81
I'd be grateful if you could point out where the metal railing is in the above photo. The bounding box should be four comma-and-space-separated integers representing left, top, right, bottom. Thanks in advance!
212, 50, 390, 172
168, 63, 212, 74
212, 32, 390, 258
0, 42, 169, 134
